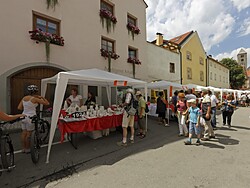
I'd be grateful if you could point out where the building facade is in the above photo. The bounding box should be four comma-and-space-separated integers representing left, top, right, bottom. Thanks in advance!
169, 31, 207, 86
147, 34, 180, 83
207, 56, 230, 88
0, 0, 148, 112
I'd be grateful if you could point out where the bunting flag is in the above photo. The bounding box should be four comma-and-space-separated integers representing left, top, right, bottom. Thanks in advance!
170, 86, 173, 97
114, 80, 128, 86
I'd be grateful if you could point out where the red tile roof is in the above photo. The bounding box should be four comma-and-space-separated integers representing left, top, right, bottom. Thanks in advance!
169, 31, 193, 45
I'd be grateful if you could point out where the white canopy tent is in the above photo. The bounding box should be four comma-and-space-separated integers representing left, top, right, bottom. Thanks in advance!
41, 68, 147, 163
135, 80, 182, 125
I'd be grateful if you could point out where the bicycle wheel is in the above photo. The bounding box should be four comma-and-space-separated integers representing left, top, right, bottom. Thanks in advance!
0, 137, 14, 170
30, 131, 40, 164
38, 120, 50, 144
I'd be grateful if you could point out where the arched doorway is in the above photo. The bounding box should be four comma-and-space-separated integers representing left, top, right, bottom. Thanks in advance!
10, 66, 62, 114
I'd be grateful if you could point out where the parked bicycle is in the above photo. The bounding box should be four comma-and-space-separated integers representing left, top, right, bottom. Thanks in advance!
0, 117, 24, 176
30, 112, 50, 164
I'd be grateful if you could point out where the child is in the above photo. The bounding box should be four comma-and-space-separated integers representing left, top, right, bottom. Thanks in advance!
184, 99, 201, 145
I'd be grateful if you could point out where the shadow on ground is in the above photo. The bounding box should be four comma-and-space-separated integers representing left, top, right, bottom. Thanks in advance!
0, 117, 184, 188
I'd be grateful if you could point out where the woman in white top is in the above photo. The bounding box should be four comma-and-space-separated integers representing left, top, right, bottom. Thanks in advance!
18, 85, 49, 153
66, 88, 83, 107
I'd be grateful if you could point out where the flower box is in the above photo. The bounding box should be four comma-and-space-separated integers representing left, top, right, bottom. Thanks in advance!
29, 29, 64, 46
100, 49, 120, 60
127, 57, 141, 65
127, 23, 140, 34
99, 9, 117, 24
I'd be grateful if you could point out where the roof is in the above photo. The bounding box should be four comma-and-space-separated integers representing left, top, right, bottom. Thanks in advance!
142, 0, 148, 7
169, 31, 193, 45
207, 55, 230, 69
238, 48, 247, 54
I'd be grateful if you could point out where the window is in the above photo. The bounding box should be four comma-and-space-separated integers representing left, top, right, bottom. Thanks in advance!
223, 77, 225, 83
219, 66, 221, 70
33, 12, 60, 35
186, 51, 192, 60
101, 0, 113, 14
187, 67, 192, 79
170, 63, 175, 73
128, 47, 137, 58
214, 73, 217, 81
210, 72, 212, 80
214, 63, 216, 68
210, 62, 212, 67
199, 57, 204, 65
127, 14, 136, 26
101, 37, 114, 52
200, 71, 204, 81
219, 75, 221, 82
241, 55, 244, 58
241, 59, 244, 61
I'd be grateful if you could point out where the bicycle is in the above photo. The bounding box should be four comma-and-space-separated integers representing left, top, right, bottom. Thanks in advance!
30, 112, 50, 164
0, 117, 24, 176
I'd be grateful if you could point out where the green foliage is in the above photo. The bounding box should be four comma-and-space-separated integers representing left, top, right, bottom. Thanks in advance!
47, 0, 58, 9
220, 58, 246, 89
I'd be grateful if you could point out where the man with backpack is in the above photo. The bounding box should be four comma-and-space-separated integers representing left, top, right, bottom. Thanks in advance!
135, 91, 147, 139
117, 88, 136, 146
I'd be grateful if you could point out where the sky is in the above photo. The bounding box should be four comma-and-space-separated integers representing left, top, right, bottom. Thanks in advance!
145, 0, 250, 68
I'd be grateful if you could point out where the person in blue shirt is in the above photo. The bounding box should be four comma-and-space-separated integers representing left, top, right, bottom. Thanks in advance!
184, 99, 201, 145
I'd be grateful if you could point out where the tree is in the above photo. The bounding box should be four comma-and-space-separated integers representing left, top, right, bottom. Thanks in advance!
220, 58, 246, 89
46, 0, 58, 9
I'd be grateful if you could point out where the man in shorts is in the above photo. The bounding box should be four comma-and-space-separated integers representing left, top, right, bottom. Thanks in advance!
117, 88, 135, 146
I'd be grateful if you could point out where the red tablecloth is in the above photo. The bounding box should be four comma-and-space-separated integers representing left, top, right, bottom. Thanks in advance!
58, 114, 123, 142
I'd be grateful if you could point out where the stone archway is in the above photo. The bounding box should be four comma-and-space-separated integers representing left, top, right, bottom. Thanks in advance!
10, 66, 62, 114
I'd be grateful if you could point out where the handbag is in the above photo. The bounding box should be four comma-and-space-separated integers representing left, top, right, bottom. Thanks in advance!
127, 106, 137, 116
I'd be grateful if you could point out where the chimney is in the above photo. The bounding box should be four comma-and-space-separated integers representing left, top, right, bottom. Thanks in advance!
156, 32, 163, 46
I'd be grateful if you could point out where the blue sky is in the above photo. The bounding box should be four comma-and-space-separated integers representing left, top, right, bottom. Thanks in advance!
145, 0, 250, 67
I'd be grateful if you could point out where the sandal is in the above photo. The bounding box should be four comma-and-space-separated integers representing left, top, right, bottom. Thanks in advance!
140, 134, 146, 139
136, 132, 142, 136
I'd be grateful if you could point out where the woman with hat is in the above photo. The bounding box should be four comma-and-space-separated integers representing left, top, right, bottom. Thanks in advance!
176, 92, 188, 137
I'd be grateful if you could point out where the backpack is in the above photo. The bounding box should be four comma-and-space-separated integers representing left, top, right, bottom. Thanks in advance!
126, 94, 138, 116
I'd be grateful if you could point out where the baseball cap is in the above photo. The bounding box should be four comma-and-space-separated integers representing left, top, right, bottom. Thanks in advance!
135, 91, 142, 96
187, 99, 196, 103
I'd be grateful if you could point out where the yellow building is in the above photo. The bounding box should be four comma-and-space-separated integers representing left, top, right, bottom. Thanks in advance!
169, 31, 207, 86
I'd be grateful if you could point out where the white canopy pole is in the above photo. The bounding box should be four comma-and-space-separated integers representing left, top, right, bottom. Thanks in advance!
40, 79, 48, 113
144, 84, 148, 132
106, 86, 111, 106
46, 73, 68, 163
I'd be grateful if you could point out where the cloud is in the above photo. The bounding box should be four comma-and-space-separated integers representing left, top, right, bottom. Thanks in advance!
230, 0, 250, 12
214, 48, 250, 67
237, 17, 250, 37
145, 0, 235, 51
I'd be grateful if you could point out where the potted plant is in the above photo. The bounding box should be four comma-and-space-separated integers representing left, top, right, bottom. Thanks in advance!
127, 23, 140, 40
99, 9, 117, 33
100, 49, 120, 72
127, 57, 141, 78
29, 29, 64, 62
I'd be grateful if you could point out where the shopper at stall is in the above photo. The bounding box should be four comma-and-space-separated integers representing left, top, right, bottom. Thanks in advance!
66, 88, 83, 107
17, 85, 49, 153
135, 91, 146, 139
200, 90, 215, 141
176, 92, 188, 136
210, 90, 219, 129
221, 94, 236, 128
84, 92, 96, 108
184, 99, 201, 145
117, 88, 135, 146
156, 91, 169, 126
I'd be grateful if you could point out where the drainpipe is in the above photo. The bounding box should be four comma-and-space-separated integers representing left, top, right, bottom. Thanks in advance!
179, 46, 182, 84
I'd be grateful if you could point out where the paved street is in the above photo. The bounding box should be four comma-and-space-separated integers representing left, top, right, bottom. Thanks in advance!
1, 107, 250, 188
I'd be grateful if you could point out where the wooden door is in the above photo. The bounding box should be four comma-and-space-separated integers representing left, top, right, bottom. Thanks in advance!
10, 67, 62, 114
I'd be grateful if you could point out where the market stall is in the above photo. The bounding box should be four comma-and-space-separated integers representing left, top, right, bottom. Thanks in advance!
41, 68, 147, 163
136, 80, 182, 125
